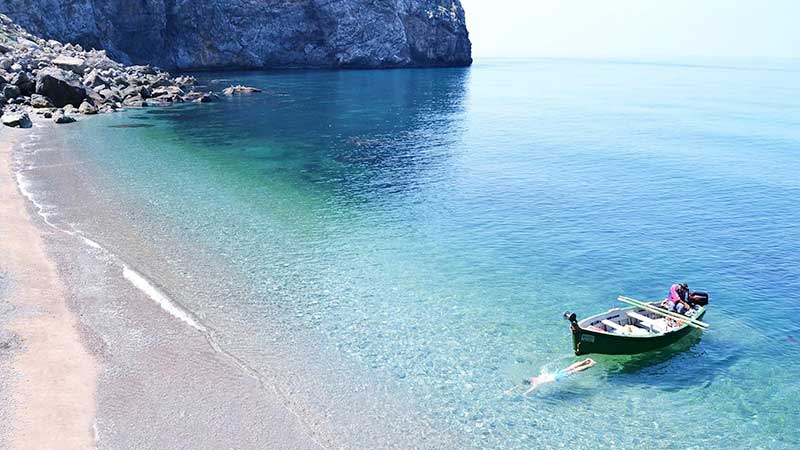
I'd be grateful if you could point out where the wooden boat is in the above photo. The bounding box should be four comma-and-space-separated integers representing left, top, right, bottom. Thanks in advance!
563, 300, 708, 356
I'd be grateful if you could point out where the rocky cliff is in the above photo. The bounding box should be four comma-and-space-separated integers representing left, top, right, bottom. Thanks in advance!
0, 0, 471, 70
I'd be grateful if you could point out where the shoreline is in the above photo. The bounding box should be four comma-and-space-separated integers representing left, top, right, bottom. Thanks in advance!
0, 127, 98, 449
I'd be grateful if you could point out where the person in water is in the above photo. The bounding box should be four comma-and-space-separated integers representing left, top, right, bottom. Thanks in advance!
664, 282, 691, 314
520, 358, 596, 396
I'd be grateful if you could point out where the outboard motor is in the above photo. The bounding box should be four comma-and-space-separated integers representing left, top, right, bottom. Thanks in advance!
688, 291, 710, 306
563, 311, 578, 324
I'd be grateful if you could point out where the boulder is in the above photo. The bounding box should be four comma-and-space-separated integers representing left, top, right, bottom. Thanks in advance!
30, 93, 53, 108
11, 72, 35, 95
194, 92, 218, 103
53, 112, 76, 124
0, 43, 10, 54
99, 88, 122, 103
222, 85, 262, 96
174, 76, 195, 87
146, 96, 172, 107
122, 95, 147, 107
78, 101, 98, 115
122, 85, 151, 99
2, 111, 32, 128
52, 55, 86, 74
35, 67, 86, 107
127, 65, 156, 75
17, 39, 39, 51
151, 85, 184, 98
83, 70, 110, 88
85, 88, 105, 105
113, 76, 129, 88
150, 75, 173, 89
2, 84, 20, 99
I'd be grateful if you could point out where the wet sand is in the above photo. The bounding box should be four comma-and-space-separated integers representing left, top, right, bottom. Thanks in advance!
0, 128, 97, 449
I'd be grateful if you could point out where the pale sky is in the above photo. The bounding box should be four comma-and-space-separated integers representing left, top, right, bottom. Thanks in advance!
460, 0, 800, 59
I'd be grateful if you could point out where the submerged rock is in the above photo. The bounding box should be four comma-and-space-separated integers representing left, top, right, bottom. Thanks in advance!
222, 85, 262, 96
187, 92, 218, 103
53, 112, 76, 124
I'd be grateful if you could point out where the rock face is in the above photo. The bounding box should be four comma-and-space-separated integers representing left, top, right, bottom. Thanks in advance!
0, 0, 471, 70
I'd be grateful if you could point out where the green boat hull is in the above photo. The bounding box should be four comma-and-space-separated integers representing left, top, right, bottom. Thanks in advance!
569, 307, 707, 356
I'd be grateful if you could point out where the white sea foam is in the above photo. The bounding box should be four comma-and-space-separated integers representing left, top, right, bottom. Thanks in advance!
81, 236, 103, 249
122, 266, 205, 332
15, 170, 59, 229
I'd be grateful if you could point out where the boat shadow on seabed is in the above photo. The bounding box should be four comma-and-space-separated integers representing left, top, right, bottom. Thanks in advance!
598, 331, 741, 392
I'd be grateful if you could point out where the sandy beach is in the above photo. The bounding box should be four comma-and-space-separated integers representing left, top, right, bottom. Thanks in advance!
0, 128, 98, 449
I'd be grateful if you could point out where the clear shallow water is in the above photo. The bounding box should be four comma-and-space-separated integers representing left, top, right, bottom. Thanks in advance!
22, 58, 800, 448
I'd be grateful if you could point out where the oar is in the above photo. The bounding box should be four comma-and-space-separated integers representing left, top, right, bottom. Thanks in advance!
618, 298, 706, 331
617, 296, 710, 329
618, 296, 709, 329
618, 296, 710, 328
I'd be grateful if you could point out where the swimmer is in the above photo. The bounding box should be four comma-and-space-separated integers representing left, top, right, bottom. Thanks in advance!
506, 358, 596, 396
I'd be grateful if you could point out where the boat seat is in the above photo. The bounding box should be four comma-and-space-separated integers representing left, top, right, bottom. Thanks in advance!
627, 311, 666, 333
601, 319, 624, 332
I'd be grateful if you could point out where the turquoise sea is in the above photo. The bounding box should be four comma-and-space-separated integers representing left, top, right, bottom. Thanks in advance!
23, 58, 800, 448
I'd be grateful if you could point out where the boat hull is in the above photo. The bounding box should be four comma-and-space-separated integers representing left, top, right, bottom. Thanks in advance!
570, 308, 707, 356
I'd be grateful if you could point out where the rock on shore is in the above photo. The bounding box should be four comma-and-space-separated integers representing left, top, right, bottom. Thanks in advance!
0, 0, 471, 70
0, 14, 229, 126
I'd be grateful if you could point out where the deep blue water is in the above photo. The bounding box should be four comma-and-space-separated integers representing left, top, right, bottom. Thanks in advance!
29, 58, 800, 448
